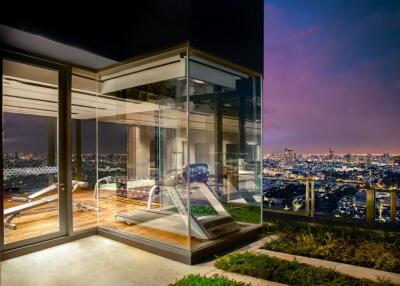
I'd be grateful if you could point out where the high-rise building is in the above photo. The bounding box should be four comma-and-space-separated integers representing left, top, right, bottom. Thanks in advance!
382, 153, 390, 163
329, 148, 334, 160
366, 154, 372, 164
394, 156, 400, 165
281, 148, 294, 168
344, 153, 352, 162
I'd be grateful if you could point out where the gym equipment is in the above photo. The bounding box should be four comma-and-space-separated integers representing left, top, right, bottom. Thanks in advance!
11, 184, 59, 203
4, 181, 93, 229
113, 164, 240, 240
183, 163, 209, 183
115, 179, 240, 240
93, 176, 156, 202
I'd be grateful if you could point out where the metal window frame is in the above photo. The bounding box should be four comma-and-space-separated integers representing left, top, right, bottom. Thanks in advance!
0, 44, 265, 263
0, 49, 72, 253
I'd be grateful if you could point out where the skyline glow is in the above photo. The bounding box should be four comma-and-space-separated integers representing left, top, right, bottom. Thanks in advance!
263, 0, 400, 154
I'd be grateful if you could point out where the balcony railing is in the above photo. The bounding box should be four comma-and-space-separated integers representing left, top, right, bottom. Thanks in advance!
263, 177, 399, 224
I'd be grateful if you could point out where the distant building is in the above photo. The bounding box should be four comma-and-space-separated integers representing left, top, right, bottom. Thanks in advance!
328, 148, 334, 160
394, 156, 400, 166
366, 154, 372, 164
344, 153, 352, 162
281, 148, 294, 168
382, 153, 390, 164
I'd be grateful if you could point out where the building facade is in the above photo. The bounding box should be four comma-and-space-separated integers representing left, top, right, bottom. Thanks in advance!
0, 1, 263, 264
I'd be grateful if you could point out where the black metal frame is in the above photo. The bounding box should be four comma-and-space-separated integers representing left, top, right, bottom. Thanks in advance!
0, 49, 72, 253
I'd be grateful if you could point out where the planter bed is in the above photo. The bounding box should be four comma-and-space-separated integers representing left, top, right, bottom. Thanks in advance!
262, 219, 400, 273
215, 252, 397, 286
169, 274, 250, 286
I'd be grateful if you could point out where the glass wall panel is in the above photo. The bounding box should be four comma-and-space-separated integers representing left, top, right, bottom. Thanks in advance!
375, 190, 395, 223
71, 73, 99, 232
397, 192, 400, 224
188, 55, 262, 244
2, 59, 60, 244
96, 52, 190, 250
2, 47, 263, 254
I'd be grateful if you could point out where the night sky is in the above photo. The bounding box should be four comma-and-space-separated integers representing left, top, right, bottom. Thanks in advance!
264, 0, 400, 154
3, 1, 400, 155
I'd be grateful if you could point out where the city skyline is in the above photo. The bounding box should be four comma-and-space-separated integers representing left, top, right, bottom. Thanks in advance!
264, 149, 400, 157
264, 0, 400, 154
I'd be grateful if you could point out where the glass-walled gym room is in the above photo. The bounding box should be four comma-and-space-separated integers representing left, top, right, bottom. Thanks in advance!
2, 45, 262, 260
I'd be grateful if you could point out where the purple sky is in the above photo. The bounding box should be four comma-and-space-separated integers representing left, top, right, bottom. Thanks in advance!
263, 0, 400, 154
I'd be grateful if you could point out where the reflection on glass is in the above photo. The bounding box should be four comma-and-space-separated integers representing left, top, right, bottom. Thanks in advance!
188, 58, 262, 240
2, 59, 60, 244
96, 71, 191, 249
68, 49, 263, 250
397, 193, 400, 224
375, 190, 393, 223
71, 73, 99, 231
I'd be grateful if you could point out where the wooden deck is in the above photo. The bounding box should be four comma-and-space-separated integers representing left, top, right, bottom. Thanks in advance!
4, 189, 199, 249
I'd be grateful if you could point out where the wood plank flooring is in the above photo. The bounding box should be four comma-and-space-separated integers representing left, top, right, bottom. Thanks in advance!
4, 189, 200, 249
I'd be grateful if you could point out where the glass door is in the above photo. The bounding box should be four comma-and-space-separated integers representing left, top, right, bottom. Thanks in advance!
1, 53, 68, 249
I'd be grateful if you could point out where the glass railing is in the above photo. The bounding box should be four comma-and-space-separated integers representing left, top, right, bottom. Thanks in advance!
263, 177, 400, 224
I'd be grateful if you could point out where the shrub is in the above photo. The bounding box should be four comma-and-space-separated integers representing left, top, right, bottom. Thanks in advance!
215, 252, 396, 286
169, 274, 250, 286
262, 220, 400, 273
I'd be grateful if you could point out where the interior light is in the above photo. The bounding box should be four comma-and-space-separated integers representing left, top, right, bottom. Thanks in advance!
192, 79, 205, 84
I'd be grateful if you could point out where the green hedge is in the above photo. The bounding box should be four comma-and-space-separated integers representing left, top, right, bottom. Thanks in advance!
168, 274, 250, 286
263, 220, 400, 273
215, 252, 396, 286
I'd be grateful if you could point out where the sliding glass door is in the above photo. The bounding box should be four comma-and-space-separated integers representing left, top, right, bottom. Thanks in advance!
1, 53, 68, 249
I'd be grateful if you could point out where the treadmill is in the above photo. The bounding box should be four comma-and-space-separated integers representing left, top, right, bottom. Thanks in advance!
115, 176, 240, 240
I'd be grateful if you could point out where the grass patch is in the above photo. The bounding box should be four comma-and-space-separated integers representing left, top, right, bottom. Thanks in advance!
225, 205, 261, 224
191, 205, 218, 217
168, 274, 250, 286
215, 252, 396, 286
181, 204, 261, 224
262, 219, 400, 273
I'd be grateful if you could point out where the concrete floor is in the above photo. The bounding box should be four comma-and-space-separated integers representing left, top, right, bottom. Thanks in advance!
0, 236, 214, 286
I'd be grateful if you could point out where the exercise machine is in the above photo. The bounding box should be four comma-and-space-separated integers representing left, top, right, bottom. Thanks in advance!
4, 180, 94, 229
94, 176, 156, 202
113, 164, 240, 240
115, 178, 240, 240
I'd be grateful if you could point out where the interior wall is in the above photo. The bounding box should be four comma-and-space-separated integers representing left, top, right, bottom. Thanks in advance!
189, 130, 215, 174
127, 125, 155, 178
223, 132, 240, 165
